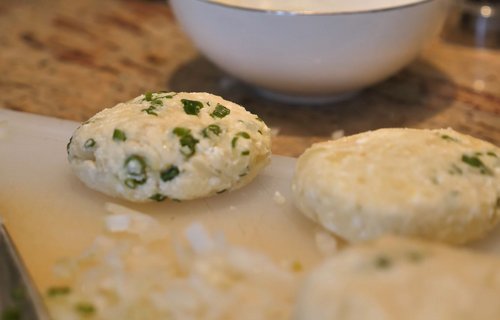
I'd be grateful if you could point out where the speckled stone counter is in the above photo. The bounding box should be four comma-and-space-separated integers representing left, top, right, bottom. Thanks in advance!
1, 0, 499, 156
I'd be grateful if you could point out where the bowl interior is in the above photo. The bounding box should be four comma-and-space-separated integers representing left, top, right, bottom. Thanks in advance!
205, 0, 433, 14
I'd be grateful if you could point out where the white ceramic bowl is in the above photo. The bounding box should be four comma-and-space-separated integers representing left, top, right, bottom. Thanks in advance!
170, 0, 449, 102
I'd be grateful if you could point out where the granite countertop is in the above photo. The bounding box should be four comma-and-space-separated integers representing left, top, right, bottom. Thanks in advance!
1, 0, 499, 157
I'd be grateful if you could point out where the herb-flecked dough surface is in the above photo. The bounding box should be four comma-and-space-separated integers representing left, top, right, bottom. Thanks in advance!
292, 128, 500, 244
67, 92, 271, 202
295, 237, 500, 320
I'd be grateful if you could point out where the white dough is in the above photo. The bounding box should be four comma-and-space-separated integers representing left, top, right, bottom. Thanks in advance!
292, 128, 500, 244
294, 236, 500, 320
67, 92, 271, 202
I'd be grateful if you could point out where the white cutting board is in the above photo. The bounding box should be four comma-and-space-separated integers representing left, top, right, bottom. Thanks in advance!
0, 109, 324, 291
1, 109, 500, 292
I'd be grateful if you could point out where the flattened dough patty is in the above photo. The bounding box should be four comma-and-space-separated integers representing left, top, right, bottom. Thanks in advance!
67, 92, 271, 202
292, 128, 500, 244
295, 237, 500, 320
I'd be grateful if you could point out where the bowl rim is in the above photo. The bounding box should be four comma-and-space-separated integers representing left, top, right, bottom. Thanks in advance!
187, 0, 436, 16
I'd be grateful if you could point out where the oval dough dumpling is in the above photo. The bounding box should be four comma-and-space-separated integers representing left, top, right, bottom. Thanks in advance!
294, 237, 500, 320
67, 92, 271, 202
292, 128, 500, 244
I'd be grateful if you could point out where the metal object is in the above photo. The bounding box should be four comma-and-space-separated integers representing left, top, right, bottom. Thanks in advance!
0, 220, 50, 320
442, 0, 500, 48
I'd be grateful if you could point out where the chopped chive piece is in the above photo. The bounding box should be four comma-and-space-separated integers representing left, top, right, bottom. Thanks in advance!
124, 155, 147, 188
75, 302, 96, 316
66, 136, 73, 154
144, 92, 153, 101
125, 155, 146, 176
113, 129, 127, 142
173, 127, 199, 158
124, 178, 140, 189
160, 165, 180, 182
487, 151, 498, 158
142, 106, 158, 116
179, 134, 199, 158
150, 193, 167, 202
241, 150, 250, 156
232, 132, 251, 148
210, 104, 230, 118
84, 138, 96, 148
374, 255, 391, 269
441, 134, 458, 142
202, 124, 222, 137
181, 99, 203, 115
151, 99, 163, 106
461, 154, 493, 176
1, 306, 21, 320
216, 189, 228, 194
47, 286, 71, 297
237, 131, 251, 139
173, 127, 191, 137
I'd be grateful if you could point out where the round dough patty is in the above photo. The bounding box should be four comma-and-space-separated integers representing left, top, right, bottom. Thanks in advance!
292, 128, 500, 244
295, 237, 500, 320
67, 92, 271, 202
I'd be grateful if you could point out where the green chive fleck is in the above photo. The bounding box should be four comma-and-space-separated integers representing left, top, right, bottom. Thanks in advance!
374, 255, 392, 269
179, 134, 199, 158
84, 138, 96, 149
173, 127, 199, 158
124, 178, 140, 189
144, 92, 153, 101
173, 127, 191, 137
210, 104, 230, 118
202, 124, 222, 137
75, 302, 96, 316
461, 154, 493, 176
124, 155, 147, 188
160, 165, 180, 182
47, 286, 71, 297
237, 132, 251, 139
113, 129, 126, 142
1, 306, 21, 320
151, 99, 163, 106
241, 150, 250, 156
181, 99, 204, 115
487, 151, 498, 158
216, 189, 228, 194
142, 106, 158, 116
150, 193, 167, 202
232, 131, 251, 148
441, 134, 458, 142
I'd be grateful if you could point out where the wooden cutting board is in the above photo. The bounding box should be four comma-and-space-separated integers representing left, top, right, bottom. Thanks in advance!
0, 109, 324, 291
1, 109, 499, 293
